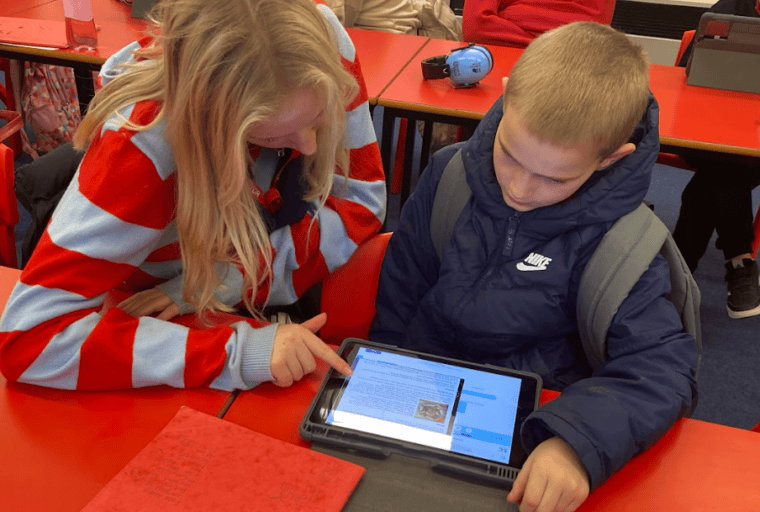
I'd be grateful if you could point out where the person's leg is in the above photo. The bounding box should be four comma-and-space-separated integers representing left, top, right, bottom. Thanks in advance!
673, 167, 718, 273
714, 166, 760, 261
713, 165, 760, 318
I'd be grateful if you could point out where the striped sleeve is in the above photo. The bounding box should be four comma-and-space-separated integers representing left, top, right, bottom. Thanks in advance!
0, 101, 275, 391
266, 5, 386, 305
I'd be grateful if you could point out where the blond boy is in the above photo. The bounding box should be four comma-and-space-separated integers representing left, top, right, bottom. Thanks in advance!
371, 22, 698, 512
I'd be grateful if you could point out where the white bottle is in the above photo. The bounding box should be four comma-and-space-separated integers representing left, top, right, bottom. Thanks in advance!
63, 0, 98, 50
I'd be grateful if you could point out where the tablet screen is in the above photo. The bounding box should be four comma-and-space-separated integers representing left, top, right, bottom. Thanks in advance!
303, 340, 542, 477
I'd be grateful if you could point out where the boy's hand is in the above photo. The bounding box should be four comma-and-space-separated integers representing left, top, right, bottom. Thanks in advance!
507, 436, 589, 512
270, 313, 353, 387
117, 287, 181, 320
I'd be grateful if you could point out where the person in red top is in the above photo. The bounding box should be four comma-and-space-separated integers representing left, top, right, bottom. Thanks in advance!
0, 0, 386, 391
463, 0, 616, 47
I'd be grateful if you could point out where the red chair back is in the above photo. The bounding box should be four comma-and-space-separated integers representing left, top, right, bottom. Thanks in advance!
320, 233, 392, 345
0, 110, 23, 268
676, 30, 696, 65
0, 142, 18, 268
0, 59, 22, 156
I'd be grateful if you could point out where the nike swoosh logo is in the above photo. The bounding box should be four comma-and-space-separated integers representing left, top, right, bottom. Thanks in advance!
516, 263, 546, 271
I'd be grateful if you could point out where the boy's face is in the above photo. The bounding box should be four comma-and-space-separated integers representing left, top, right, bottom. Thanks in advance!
493, 103, 630, 212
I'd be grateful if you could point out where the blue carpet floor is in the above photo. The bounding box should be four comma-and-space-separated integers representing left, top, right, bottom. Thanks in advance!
645, 163, 760, 429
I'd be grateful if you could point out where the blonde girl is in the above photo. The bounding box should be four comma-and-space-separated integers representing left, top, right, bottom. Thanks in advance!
0, 0, 386, 390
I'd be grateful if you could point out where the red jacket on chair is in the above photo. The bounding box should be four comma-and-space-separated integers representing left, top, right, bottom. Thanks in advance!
462, 0, 616, 48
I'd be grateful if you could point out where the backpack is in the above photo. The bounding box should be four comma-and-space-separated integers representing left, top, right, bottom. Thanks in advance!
430, 149, 703, 379
19, 62, 82, 159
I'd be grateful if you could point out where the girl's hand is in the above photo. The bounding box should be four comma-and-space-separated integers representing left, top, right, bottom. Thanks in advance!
507, 436, 590, 512
118, 287, 181, 321
270, 313, 352, 387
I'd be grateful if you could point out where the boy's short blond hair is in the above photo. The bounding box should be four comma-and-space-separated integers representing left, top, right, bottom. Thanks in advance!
504, 22, 650, 159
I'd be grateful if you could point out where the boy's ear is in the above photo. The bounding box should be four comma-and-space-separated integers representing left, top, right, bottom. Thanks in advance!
502, 76, 509, 92
596, 143, 636, 170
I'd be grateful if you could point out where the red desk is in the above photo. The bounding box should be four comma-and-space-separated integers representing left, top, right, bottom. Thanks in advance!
379, 37, 760, 157
651, 63, 760, 158
0, 0, 148, 114
346, 27, 429, 104
223, 358, 333, 448
0, 266, 235, 512
377, 37, 760, 205
379, 38, 520, 122
2, 260, 760, 510
340, 28, 429, 208
578, 418, 760, 512
4, 0, 51, 17
224, 359, 760, 512
0, 0, 147, 65
377, 38, 522, 204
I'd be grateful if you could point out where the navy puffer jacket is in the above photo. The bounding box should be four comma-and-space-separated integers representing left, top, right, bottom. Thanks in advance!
370, 95, 698, 490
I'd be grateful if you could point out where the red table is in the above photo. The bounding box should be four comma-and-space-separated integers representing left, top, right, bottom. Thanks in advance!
223, 358, 333, 448
377, 37, 760, 205
224, 355, 760, 512
346, 27, 429, 104
578, 418, 760, 512
651, 63, 760, 158
377, 38, 522, 204
342, 27, 429, 209
0, 0, 147, 65
379, 38, 520, 121
0, 266, 235, 512
0, 0, 148, 115
380, 37, 760, 157
3, 261, 760, 511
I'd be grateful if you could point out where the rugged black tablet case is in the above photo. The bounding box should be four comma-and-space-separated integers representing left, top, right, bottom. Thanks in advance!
312, 444, 521, 512
302, 339, 541, 511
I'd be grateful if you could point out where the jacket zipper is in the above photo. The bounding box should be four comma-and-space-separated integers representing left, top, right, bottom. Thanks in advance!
502, 212, 520, 258
451, 212, 521, 323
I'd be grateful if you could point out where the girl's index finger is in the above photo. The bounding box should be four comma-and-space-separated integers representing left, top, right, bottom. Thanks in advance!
303, 335, 353, 376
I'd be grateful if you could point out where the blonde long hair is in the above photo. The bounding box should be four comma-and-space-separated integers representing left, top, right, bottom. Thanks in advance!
74, 0, 358, 317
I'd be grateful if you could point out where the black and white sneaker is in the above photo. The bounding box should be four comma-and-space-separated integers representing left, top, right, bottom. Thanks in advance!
726, 259, 760, 319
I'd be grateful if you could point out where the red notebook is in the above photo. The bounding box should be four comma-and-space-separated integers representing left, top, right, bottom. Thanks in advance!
80, 407, 364, 512
0, 17, 68, 49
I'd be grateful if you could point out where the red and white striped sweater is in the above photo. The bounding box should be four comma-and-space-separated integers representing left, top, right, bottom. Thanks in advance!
0, 6, 386, 391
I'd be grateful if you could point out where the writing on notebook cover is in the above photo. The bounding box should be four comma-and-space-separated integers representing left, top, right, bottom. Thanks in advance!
80, 406, 364, 511
127, 438, 213, 506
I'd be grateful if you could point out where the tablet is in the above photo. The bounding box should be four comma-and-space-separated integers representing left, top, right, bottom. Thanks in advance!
686, 13, 760, 94
301, 339, 542, 486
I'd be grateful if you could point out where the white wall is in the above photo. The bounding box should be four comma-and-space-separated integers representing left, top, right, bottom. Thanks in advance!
627, 34, 683, 65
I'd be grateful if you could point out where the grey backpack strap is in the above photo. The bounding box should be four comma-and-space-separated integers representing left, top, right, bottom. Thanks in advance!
576, 203, 669, 371
660, 229, 703, 380
431, 149, 471, 260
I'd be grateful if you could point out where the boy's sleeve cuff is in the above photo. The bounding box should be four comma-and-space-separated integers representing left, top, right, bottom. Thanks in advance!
521, 411, 603, 490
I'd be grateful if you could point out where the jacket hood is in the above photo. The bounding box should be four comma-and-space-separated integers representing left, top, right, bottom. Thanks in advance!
460, 94, 660, 240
